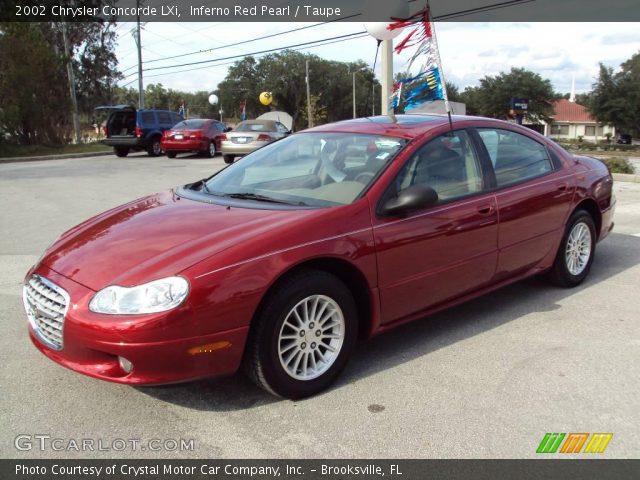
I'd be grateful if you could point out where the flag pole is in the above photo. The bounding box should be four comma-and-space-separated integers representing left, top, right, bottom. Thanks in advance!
427, 2, 454, 132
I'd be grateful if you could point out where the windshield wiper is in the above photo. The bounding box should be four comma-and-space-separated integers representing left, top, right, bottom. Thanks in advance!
223, 192, 308, 206
191, 178, 211, 194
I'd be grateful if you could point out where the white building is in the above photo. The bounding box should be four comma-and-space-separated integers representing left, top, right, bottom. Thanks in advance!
544, 99, 615, 142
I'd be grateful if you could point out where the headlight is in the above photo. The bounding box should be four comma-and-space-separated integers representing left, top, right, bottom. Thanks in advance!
89, 277, 189, 315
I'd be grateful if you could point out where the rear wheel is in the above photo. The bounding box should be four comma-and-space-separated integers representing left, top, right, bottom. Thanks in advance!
223, 154, 235, 164
546, 209, 596, 287
147, 137, 162, 157
202, 141, 215, 158
166, 151, 177, 158
244, 270, 357, 399
114, 147, 129, 157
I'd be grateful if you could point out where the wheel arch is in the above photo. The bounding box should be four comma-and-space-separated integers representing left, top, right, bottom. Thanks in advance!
573, 198, 602, 238
250, 257, 374, 341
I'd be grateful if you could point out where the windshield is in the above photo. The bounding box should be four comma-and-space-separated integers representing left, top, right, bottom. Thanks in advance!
204, 132, 407, 207
174, 119, 206, 129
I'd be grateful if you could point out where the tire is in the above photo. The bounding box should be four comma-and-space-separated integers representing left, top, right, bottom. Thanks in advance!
546, 209, 596, 288
147, 137, 162, 157
244, 270, 358, 399
166, 151, 177, 158
114, 147, 129, 157
202, 140, 216, 158
223, 154, 235, 164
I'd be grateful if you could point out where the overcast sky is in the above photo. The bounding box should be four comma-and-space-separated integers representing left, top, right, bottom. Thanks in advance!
114, 22, 640, 97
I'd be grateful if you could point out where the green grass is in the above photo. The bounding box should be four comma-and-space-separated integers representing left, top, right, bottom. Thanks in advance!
0, 143, 110, 158
598, 157, 635, 174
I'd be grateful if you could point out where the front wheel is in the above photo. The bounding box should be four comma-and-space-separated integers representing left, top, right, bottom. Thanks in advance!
546, 210, 596, 287
244, 270, 357, 399
223, 154, 235, 164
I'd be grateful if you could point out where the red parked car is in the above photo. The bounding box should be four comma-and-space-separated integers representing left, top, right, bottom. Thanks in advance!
23, 115, 615, 398
161, 118, 227, 158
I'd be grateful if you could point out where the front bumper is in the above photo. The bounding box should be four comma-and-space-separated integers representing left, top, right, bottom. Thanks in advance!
24, 265, 248, 385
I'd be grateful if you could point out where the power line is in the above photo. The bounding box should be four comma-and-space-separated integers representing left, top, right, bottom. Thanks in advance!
118, 14, 360, 73
119, 32, 369, 86
122, 31, 366, 78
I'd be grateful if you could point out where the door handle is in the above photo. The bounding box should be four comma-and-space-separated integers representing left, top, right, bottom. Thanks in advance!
557, 182, 569, 191
477, 205, 494, 215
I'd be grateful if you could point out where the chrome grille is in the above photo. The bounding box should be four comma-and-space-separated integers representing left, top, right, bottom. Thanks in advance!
23, 275, 69, 350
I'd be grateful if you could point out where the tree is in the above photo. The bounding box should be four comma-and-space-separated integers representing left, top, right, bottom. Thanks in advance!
0, 20, 120, 145
588, 52, 640, 136
459, 67, 558, 123
215, 51, 380, 130
0, 23, 70, 144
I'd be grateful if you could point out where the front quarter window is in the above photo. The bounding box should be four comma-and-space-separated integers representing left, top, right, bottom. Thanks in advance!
204, 132, 406, 207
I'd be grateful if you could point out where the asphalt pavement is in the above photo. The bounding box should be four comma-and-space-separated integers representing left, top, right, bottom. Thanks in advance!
1, 153, 638, 458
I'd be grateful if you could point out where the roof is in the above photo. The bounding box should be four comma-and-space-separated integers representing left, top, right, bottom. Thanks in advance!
552, 99, 596, 123
307, 114, 506, 139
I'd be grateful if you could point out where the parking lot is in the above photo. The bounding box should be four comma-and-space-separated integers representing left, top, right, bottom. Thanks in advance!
1, 153, 639, 458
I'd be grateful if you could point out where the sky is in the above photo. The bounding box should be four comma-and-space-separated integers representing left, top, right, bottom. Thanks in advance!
113, 22, 640, 97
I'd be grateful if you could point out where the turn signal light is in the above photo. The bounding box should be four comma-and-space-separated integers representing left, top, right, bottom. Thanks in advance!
135, 127, 142, 138
188, 341, 232, 355
257, 134, 271, 141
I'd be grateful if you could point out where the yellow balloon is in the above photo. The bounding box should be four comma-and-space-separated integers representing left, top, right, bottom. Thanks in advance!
259, 91, 273, 106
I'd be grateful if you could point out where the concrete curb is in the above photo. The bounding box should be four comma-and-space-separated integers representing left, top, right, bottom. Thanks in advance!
612, 173, 640, 183
0, 150, 112, 164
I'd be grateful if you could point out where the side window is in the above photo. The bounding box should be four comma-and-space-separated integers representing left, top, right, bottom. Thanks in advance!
396, 130, 483, 202
141, 112, 156, 125
158, 111, 172, 125
477, 128, 553, 187
276, 122, 288, 133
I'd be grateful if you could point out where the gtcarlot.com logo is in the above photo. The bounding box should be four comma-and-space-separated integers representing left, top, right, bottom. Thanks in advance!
536, 433, 613, 454
15, 435, 195, 452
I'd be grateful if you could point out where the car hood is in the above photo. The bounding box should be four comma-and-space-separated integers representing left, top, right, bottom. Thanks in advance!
41, 190, 314, 291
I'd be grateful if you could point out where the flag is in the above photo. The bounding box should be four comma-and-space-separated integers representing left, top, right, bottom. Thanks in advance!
388, 6, 449, 112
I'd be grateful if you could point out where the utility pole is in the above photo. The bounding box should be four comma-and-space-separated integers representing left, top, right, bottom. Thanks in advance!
135, 0, 144, 109
305, 59, 313, 128
62, 22, 81, 144
353, 72, 356, 119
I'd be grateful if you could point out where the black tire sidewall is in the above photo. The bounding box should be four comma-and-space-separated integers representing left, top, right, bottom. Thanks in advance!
255, 272, 357, 399
147, 138, 161, 156
556, 211, 596, 286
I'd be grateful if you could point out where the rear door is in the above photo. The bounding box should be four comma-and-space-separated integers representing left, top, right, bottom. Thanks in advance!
474, 127, 574, 281
373, 129, 499, 324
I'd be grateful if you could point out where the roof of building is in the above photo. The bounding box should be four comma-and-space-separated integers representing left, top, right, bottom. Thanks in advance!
552, 99, 596, 123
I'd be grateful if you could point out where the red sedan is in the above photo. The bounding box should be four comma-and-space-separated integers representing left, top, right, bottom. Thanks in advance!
23, 115, 615, 398
161, 118, 227, 158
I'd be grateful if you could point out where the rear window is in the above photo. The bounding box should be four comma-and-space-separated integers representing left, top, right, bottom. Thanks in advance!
235, 122, 273, 132
174, 119, 206, 129
141, 112, 156, 125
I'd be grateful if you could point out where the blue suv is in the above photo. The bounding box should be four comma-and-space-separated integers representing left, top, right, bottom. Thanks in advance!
100, 106, 183, 157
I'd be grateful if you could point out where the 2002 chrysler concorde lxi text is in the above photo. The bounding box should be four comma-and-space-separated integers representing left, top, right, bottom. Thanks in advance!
23, 115, 615, 398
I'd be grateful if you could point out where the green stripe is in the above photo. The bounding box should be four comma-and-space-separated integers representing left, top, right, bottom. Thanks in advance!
537, 433, 566, 453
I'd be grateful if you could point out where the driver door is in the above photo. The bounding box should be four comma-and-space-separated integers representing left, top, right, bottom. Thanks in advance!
373, 130, 499, 324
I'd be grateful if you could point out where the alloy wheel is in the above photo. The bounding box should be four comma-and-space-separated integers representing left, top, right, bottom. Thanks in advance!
277, 295, 345, 381
565, 221, 592, 275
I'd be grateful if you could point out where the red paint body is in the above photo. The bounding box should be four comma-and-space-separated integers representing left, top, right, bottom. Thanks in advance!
25, 116, 615, 385
161, 119, 225, 155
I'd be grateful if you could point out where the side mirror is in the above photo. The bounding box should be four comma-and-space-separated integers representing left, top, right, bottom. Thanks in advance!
381, 185, 438, 216
224, 127, 233, 132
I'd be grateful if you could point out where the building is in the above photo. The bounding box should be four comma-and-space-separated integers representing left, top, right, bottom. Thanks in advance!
544, 98, 615, 142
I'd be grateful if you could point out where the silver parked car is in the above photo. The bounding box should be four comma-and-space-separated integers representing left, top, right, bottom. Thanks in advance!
221, 120, 290, 164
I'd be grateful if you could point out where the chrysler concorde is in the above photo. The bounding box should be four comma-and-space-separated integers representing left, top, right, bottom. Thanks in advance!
23, 115, 615, 398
